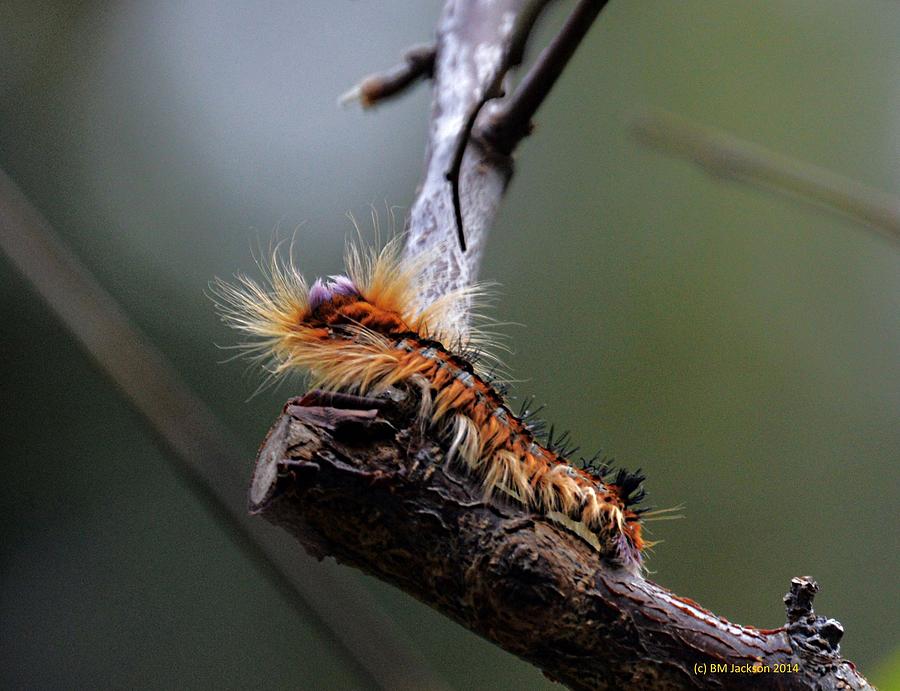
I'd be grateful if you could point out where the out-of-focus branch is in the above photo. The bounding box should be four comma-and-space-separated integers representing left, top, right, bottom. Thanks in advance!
0, 169, 446, 691
250, 397, 873, 691
632, 109, 900, 244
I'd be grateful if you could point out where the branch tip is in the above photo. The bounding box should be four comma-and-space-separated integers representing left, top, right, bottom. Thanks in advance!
340, 43, 436, 109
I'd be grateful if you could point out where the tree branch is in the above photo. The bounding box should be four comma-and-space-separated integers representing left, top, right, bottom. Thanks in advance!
252, 2, 876, 687
250, 397, 872, 691
395, 0, 611, 330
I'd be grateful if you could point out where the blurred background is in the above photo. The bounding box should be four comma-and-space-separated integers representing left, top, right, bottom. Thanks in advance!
2, 1, 898, 689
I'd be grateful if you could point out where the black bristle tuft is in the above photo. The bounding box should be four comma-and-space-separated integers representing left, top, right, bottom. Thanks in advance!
579, 451, 612, 477
512, 395, 550, 438
516, 395, 536, 418
545, 424, 557, 451
611, 467, 647, 508
526, 420, 547, 436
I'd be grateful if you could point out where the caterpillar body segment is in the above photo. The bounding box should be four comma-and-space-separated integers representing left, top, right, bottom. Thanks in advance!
213, 238, 646, 571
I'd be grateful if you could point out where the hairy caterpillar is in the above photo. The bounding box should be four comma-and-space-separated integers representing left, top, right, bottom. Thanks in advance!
213, 237, 649, 572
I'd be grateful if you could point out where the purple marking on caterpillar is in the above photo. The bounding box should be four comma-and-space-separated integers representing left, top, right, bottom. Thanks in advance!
308, 278, 331, 310
309, 275, 361, 310
327, 274, 360, 296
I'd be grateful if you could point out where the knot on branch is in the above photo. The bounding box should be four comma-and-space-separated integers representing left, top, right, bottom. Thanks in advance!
783, 577, 847, 673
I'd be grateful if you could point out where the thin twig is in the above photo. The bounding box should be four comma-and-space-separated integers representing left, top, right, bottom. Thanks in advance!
339, 44, 436, 108
0, 169, 447, 691
632, 109, 900, 244
479, 0, 610, 154
343, 1, 551, 252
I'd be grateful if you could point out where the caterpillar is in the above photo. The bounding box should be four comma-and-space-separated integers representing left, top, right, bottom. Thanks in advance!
213, 236, 648, 573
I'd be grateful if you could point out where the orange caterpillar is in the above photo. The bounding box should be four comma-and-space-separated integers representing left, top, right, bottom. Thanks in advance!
213, 238, 647, 572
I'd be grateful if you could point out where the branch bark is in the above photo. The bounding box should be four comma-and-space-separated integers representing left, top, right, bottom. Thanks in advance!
479, 0, 610, 155
403, 0, 572, 334
250, 398, 872, 691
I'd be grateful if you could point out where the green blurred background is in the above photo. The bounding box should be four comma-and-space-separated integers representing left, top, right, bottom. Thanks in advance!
2, 1, 898, 689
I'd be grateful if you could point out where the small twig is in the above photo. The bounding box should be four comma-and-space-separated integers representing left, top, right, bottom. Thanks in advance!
339, 0, 564, 320
0, 169, 445, 691
339, 43, 436, 108
632, 109, 900, 244
479, 0, 610, 154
